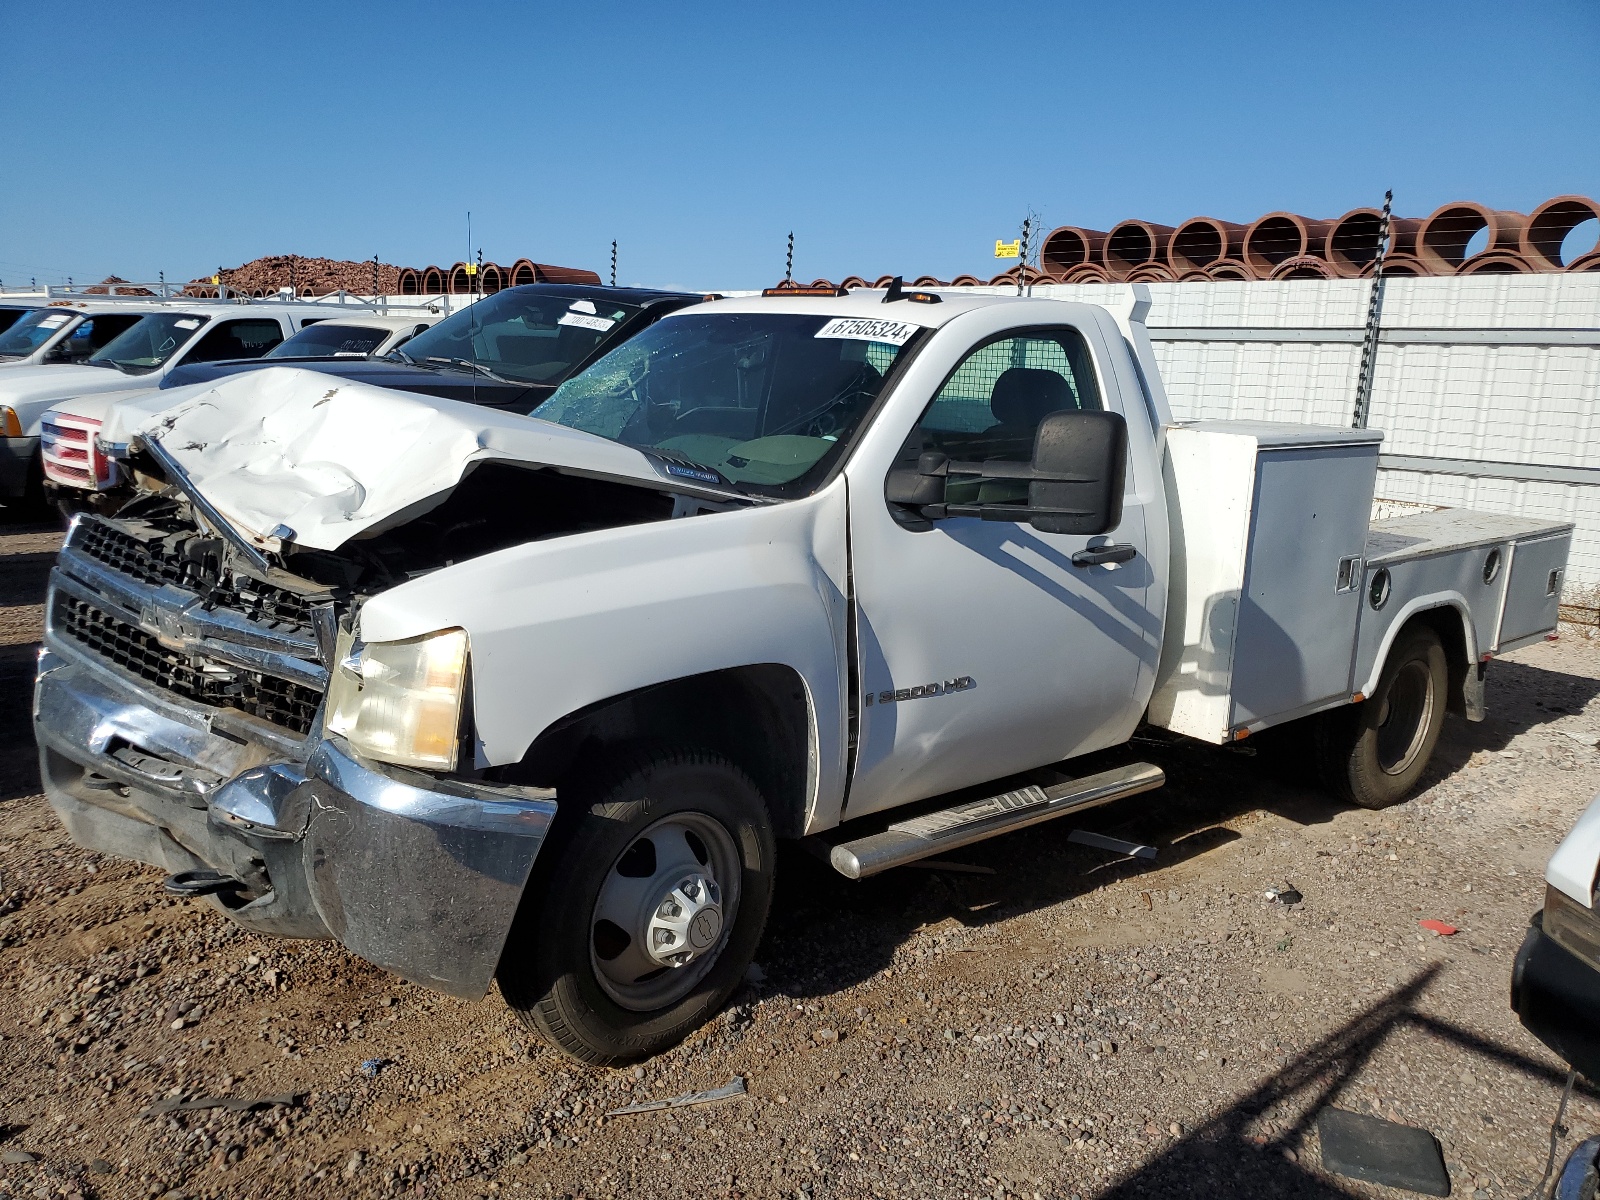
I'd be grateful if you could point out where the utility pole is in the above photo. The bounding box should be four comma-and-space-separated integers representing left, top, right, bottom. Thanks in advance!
1352, 190, 1394, 429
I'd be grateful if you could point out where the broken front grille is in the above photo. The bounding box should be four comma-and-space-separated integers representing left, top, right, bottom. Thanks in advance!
75, 520, 316, 637
57, 594, 322, 736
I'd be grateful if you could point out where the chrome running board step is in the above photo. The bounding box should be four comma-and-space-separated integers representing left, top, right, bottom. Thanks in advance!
828, 762, 1164, 880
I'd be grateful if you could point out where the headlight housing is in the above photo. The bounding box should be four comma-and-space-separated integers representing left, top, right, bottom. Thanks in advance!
325, 627, 469, 770
1544, 884, 1600, 973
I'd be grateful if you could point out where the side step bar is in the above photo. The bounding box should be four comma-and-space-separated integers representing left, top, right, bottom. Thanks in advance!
828, 762, 1165, 879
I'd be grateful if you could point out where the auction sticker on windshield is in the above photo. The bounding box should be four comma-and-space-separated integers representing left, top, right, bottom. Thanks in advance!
814, 317, 921, 346
174, 319, 201, 329
558, 312, 616, 332
38, 314, 70, 329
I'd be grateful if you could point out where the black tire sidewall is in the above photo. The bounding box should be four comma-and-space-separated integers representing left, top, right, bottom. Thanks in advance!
1346, 628, 1449, 808
502, 751, 774, 1064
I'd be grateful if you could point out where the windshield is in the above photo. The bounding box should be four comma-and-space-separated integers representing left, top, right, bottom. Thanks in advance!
532, 311, 922, 496
397, 291, 641, 384
87, 312, 207, 375
0, 309, 80, 358
266, 323, 389, 358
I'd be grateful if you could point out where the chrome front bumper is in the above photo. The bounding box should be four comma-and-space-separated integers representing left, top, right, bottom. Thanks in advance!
35, 642, 557, 998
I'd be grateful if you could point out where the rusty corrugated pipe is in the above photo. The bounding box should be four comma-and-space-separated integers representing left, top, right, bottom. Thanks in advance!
1455, 250, 1533, 275
397, 268, 421, 295
841, 276, 871, 289
1270, 256, 1334, 280
1041, 226, 1107, 275
1568, 250, 1600, 273
1062, 264, 1110, 284
1125, 262, 1176, 283
1363, 253, 1426, 277
508, 259, 538, 287
1417, 202, 1527, 274
1167, 217, 1246, 273
1522, 196, 1600, 270
1325, 209, 1424, 277
1205, 259, 1252, 281
421, 266, 444, 294
479, 263, 505, 294
1104, 220, 1175, 280
912, 275, 946, 287
448, 263, 474, 293
1243, 212, 1332, 276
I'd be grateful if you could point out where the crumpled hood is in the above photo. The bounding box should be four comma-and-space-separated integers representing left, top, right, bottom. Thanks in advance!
0, 365, 154, 433
132, 366, 668, 552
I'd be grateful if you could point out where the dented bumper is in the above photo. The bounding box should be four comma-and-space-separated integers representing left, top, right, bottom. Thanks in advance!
34, 642, 556, 998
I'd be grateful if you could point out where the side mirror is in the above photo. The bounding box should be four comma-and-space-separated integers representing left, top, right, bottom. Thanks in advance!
1027, 410, 1126, 535
885, 452, 949, 507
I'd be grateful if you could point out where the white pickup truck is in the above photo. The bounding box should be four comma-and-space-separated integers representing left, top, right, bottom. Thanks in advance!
34, 284, 1573, 1065
0, 300, 378, 506
39, 311, 439, 502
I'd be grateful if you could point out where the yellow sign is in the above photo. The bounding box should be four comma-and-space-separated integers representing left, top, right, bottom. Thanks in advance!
465, 263, 478, 276
994, 239, 1021, 259
210, 275, 219, 284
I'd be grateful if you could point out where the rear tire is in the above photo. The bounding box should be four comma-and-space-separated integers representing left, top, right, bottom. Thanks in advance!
497, 747, 775, 1066
1316, 626, 1448, 809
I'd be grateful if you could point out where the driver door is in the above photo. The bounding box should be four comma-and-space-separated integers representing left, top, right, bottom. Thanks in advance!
845, 323, 1162, 817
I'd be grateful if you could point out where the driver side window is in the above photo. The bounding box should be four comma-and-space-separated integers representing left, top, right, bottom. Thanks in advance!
901, 327, 1102, 503
912, 328, 1102, 464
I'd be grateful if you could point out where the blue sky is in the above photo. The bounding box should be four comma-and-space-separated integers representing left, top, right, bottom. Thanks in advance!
2, 1, 1596, 290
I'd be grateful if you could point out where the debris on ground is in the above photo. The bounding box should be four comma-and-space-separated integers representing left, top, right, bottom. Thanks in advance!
605, 1077, 747, 1116
359, 1057, 387, 1078
139, 1093, 302, 1117
1068, 829, 1158, 859
1316, 1106, 1451, 1196
1419, 919, 1460, 937
1265, 883, 1304, 906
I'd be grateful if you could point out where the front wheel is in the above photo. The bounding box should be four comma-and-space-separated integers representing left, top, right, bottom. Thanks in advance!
1315, 625, 1449, 809
498, 748, 775, 1066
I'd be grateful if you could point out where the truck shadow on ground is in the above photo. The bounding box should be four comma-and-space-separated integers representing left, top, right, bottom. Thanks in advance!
761, 653, 1600, 1005
1097, 964, 1593, 1199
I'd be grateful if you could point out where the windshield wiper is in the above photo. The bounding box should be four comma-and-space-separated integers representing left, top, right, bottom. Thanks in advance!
86, 359, 132, 373
385, 348, 416, 366
427, 356, 512, 383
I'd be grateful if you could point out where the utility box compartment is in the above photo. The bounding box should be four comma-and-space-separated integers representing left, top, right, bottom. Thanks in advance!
1500, 531, 1572, 649
1150, 420, 1383, 744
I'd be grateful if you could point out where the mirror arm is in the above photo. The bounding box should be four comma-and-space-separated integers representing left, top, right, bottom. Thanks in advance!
918, 454, 1093, 485
919, 503, 1097, 523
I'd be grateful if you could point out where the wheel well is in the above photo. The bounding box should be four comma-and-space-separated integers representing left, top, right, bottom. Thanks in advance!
1399, 606, 1471, 715
495, 665, 813, 837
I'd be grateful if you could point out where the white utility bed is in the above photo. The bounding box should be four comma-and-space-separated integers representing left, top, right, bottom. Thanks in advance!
1150, 420, 1575, 745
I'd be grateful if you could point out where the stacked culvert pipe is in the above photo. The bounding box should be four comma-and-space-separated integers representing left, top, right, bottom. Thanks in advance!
788, 195, 1596, 289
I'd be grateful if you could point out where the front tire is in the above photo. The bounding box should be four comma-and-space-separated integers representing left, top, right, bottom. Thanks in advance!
498, 748, 775, 1066
1316, 625, 1448, 809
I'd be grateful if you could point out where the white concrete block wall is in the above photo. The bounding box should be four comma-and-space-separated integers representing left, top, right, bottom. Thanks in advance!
1020, 275, 1600, 588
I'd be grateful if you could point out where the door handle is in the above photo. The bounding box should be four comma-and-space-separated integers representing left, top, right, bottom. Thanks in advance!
1071, 544, 1137, 567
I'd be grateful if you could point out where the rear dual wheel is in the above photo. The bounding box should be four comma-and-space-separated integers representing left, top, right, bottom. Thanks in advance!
498, 748, 775, 1066
1316, 626, 1448, 809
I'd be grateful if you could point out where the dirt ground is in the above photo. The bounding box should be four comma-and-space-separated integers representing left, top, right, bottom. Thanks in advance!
3, 517, 1600, 1200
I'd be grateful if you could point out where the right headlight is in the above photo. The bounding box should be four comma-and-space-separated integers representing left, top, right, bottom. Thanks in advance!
1544, 884, 1600, 973
325, 626, 469, 771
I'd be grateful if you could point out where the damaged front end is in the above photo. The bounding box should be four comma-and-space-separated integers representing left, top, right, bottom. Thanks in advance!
35, 367, 752, 997
35, 505, 558, 998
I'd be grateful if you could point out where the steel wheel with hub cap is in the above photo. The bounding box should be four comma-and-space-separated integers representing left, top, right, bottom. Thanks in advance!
498, 747, 775, 1065
1315, 624, 1449, 809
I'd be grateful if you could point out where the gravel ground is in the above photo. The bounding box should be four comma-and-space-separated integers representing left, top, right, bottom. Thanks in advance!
3, 517, 1600, 1200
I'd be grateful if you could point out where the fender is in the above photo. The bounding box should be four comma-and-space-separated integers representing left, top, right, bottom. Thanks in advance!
1357, 591, 1477, 698
356, 478, 852, 821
